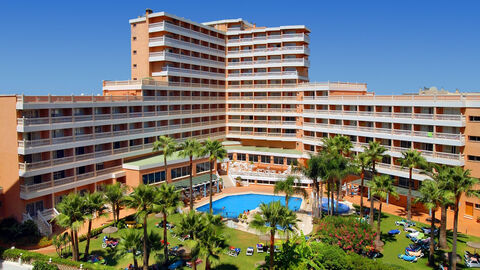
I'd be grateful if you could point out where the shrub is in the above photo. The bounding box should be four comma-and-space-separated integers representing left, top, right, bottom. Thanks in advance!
315, 216, 375, 254
19, 220, 41, 238
0, 217, 41, 245
33, 261, 59, 270
1, 248, 116, 270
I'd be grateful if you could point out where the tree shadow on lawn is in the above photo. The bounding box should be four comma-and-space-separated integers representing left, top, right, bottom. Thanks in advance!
381, 232, 398, 244
213, 263, 240, 270
89, 247, 121, 266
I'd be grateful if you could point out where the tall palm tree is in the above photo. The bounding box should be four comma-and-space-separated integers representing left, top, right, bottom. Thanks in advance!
445, 167, 479, 270
197, 213, 228, 270
83, 191, 107, 260
416, 179, 451, 266
156, 183, 182, 266
399, 149, 427, 221
369, 175, 398, 243
118, 230, 142, 269
104, 183, 127, 225
55, 193, 85, 261
274, 175, 307, 210
175, 210, 206, 270
202, 138, 227, 213
153, 136, 177, 183
298, 154, 323, 218
125, 184, 161, 270
179, 138, 203, 210
355, 152, 371, 218
424, 164, 453, 249
364, 141, 387, 225
249, 201, 299, 270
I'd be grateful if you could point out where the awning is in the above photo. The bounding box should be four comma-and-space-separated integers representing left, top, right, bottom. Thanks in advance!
172, 174, 218, 190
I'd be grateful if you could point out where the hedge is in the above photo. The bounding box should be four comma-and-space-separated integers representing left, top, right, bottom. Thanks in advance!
0, 248, 117, 270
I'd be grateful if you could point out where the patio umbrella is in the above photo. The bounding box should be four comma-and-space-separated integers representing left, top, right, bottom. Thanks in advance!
466, 242, 480, 253
177, 246, 191, 258
102, 226, 118, 235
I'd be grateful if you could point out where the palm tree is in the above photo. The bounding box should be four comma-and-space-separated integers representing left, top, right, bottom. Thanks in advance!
355, 152, 371, 218
153, 136, 177, 183
104, 183, 127, 225
156, 183, 182, 266
55, 193, 85, 261
83, 191, 107, 260
445, 167, 479, 270
274, 175, 307, 210
124, 184, 161, 270
202, 138, 227, 213
179, 138, 203, 210
424, 164, 453, 250
369, 175, 398, 244
364, 141, 387, 225
298, 154, 323, 218
118, 230, 142, 269
249, 201, 299, 270
399, 149, 427, 221
175, 210, 206, 270
197, 213, 228, 270
416, 179, 451, 266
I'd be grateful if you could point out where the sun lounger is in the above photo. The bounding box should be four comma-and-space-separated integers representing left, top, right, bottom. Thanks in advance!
246, 247, 254, 256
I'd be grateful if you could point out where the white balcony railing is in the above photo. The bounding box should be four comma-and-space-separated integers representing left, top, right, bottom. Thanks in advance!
149, 22, 225, 45
227, 33, 310, 44
302, 122, 464, 142
153, 67, 225, 80
149, 51, 225, 68
227, 46, 310, 56
227, 58, 309, 67
148, 36, 225, 56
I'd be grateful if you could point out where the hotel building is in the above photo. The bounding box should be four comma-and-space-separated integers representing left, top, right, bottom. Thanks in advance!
0, 10, 479, 235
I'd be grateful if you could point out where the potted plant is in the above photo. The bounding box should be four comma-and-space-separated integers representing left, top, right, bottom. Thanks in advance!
235, 176, 243, 187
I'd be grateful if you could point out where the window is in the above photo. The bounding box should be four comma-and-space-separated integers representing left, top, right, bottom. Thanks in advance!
468, 155, 480, 161
261, 155, 270, 164
249, 155, 258, 163
171, 166, 190, 179
273, 156, 284, 165
133, 64, 137, 68
286, 158, 298, 166
398, 177, 413, 188
475, 204, 480, 210
53, 171, 65, 180
132, 37, 137, 41
132, 23, 136, 27
133, 50, 137, 55
237, 153, 246, 161
26, 201, 44, 217
196, 161, 210, 173
469, 116, 480, 122
469, 136, 480, 142
142, 171, 166, 185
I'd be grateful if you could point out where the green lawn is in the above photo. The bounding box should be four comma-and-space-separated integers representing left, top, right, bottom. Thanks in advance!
375, 211, 480, 269
49, 213, 268, 270
49, 210, 480, 269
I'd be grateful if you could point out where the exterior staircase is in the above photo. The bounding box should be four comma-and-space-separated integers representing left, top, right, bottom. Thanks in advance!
22, 208, 58, 236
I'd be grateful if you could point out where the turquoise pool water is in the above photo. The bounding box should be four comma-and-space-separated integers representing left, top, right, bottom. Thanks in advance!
196, 193, 303, 218
320, 198, 350, 214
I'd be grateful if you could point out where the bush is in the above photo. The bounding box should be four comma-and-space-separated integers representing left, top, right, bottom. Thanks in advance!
33, 261, 59, 270
0, 217, 41, 245
0, 248, 116, 270
315, 216, 375, 253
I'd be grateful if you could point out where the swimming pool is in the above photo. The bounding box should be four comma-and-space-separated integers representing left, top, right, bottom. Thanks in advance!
196, 193, 303, 218
320, 198, 350, 214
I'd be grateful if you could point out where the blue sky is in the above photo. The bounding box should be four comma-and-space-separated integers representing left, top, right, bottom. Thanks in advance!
0, 0, 479, 95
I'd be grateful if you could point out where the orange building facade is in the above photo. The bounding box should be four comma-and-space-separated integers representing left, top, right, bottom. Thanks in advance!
0, 10, 479, 235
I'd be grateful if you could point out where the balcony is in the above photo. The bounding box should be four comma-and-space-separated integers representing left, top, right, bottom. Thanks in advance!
302, 122, 464, 143
227, 107, 297, 114
228, 119, 297, 127
227, 58, 309, 69
227, 131, 297, 140
17, 108, 225, 127
302, 94, 475, 106
20, 165, 124, 198
18, 120, 226, 150
148, 36, 225, 57
226, 46, 310, 57
152, 67, 225, 80
148, 22, 225, 45
226, 33, 310, 45
149, 51, 225, 69
227, 71, 306, 81
302, 109, 466, 125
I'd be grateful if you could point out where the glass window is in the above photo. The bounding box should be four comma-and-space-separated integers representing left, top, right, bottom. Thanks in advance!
273, 156, 284, 165
249, 155, 258, 162
261, 155, 270, 163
